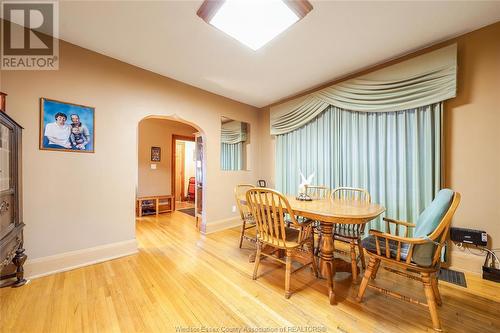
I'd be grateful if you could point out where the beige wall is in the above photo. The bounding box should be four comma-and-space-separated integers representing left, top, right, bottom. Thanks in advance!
0, 40, 261, 261
259, 22, 500, 273
257, 106, 275, 188
443, 23, 500, 269
137, 118, 196, 197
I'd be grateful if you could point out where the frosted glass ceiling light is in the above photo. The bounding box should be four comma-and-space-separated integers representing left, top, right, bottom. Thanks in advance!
197, 0, 313, 51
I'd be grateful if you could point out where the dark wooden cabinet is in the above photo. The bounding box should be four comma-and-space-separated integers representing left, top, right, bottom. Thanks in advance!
0, 110, 26, 287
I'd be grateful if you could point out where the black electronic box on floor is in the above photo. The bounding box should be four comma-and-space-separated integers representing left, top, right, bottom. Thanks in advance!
483, 252, 500, 283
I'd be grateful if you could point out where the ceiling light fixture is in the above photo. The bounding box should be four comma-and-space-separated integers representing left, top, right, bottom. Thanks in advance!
197, 0, 313, 51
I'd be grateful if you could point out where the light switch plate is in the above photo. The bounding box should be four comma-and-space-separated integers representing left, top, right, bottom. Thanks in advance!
151, 164, 157, 170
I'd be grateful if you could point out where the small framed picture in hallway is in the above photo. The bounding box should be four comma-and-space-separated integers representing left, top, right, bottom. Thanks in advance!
39, 98, 95, 153
151, 146, 161, 161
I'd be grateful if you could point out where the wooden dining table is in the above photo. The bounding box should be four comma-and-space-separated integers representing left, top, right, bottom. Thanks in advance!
240, 194, 385, 305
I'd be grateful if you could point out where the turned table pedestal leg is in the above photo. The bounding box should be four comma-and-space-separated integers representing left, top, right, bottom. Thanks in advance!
318, 222, 336, 304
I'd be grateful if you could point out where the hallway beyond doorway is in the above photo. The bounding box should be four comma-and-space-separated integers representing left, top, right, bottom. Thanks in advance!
137, 118, 202, 221
176, 201, 195, 210
173, 136, 196, 211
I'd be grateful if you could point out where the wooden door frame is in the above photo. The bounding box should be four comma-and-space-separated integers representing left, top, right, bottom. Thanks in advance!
172, 134, 195, 211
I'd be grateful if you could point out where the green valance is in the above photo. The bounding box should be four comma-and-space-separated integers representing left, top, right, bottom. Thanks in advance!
271, 44, 457, 135
221, 121, 247, 144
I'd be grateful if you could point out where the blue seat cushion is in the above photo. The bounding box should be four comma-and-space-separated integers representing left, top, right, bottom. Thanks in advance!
362, 235, 410, 261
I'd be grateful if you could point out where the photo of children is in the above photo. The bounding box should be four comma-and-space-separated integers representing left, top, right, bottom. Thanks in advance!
40, 98, 95, 153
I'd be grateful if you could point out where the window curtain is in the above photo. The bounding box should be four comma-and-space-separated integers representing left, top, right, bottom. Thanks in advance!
270, 44, 456, 135
221, 142, 243, 171
275, 103, 442, 232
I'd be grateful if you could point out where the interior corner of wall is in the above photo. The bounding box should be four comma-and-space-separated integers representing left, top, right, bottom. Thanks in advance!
202, 216, 240, 235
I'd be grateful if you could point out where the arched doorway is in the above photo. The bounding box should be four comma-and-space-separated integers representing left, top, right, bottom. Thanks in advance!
136, 115, 206, 229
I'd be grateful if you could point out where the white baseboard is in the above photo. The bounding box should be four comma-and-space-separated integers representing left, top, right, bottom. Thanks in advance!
448, 249, 485, 274
203, 216, 240, 234
25, 239, 138, 279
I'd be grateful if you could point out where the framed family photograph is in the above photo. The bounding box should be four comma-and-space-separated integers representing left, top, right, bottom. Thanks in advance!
40, 98, 95, 153
151, 146, 161, 161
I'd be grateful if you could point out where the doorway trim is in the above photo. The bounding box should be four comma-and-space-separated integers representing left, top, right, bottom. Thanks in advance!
171, 134, 195, 211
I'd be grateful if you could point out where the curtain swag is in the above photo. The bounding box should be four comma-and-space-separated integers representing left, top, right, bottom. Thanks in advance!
221, 123, 247, 144
271, 45, 457, 135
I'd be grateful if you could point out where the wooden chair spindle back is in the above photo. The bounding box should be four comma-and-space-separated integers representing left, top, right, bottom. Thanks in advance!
305, 185, 330, 200
331, 187, 371, 203
332, 187, 371, 234
234, 184, 254, 220
246, 188, 298, 248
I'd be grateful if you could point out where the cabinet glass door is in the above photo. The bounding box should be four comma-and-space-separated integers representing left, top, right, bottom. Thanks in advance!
0, 121, 13, 239
0, 123, 11, 192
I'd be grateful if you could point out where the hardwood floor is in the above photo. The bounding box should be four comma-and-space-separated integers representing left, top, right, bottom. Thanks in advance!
1, 212, 499, 332
176, 201, 195, 210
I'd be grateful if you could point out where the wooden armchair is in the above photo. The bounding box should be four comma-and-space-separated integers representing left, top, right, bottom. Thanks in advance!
246, 188, 318, 299
331, 187, 371, 281
234, 184, 256, 248
356, 189, 461, 331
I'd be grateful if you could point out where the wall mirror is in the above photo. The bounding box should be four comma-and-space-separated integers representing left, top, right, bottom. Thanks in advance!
220, 117, 248, 171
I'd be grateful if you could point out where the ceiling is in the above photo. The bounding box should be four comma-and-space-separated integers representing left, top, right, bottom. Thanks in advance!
38, 1, 500, 106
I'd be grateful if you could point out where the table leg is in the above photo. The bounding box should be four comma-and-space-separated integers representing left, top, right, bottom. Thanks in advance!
156, 198, 159, 216
318, 222, 336, 304
139, 199, 143, 217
